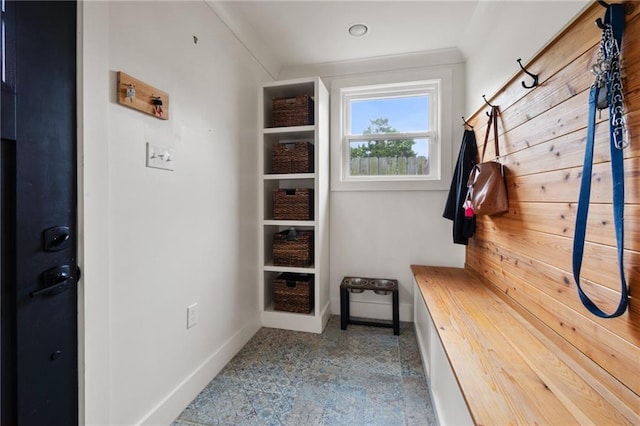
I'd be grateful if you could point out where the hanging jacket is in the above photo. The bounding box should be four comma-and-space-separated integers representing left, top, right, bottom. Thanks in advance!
443, 129, 478, 245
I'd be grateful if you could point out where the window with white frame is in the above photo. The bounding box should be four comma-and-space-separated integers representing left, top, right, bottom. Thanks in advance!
343, 81, 438, 181
331, 69, 453, 191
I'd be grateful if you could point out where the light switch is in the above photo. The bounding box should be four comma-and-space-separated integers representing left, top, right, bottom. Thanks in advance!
146, 142, 174, 171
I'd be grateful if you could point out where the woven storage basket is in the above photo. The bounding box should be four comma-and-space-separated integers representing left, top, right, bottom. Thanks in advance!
273, 229, 313, 267
272, 95, 314, 127
272, 142, 314, 174
273, 188, 314, 220
274, 273, 314, 313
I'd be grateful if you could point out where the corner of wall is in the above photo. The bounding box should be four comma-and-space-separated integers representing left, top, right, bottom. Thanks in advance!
204, 0, 281, 80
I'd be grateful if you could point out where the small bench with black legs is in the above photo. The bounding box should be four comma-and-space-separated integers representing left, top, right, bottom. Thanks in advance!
340, 276, 399, 335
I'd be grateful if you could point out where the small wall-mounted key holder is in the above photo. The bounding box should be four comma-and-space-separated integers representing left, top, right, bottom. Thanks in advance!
117, 71, 170, 120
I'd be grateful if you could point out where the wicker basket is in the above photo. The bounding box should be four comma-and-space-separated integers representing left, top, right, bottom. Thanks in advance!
272, 95, 314, 127
273, 229, 313, 267
272, 142, 314, 174
273, 188, 314, 220
274, 273, 314, 313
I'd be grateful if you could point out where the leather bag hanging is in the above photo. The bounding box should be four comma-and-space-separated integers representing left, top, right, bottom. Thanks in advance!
464, 106, 508, 216
572, 4, 629, 318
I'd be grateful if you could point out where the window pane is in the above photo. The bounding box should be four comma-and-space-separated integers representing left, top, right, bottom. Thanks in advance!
349, 137, 429, 176
350, 95, 428, 135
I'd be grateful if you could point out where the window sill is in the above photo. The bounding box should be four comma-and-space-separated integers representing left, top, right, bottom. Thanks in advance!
331, 178, 449, 192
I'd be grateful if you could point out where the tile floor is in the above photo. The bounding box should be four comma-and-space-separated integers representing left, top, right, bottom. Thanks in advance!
173, 316, 437, 426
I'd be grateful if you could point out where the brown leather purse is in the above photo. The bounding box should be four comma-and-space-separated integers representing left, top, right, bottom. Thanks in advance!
464, 106, 508, 216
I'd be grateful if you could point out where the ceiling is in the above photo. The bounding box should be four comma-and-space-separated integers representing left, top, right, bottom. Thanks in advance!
208, 1, 590, 79
215, 1, 479, 65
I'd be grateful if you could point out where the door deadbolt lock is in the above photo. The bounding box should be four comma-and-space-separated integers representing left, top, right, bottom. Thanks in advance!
43, 226, 71, 252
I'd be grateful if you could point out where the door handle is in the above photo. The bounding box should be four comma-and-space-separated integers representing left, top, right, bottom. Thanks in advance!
31, 265, 74, 297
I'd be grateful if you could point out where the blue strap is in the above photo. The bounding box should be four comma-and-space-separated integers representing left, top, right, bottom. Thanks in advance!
572, 4, 628, 318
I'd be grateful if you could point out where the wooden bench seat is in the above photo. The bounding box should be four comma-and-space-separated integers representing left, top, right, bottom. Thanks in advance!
412, 265, 639, 425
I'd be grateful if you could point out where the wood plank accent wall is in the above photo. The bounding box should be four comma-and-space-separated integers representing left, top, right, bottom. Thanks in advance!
464, 1, 640, 407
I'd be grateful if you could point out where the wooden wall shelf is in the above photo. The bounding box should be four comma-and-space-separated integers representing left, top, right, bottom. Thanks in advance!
117, 71, 169, 120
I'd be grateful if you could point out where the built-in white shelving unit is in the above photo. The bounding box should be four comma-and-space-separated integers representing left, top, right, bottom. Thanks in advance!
258, 77, 330, 333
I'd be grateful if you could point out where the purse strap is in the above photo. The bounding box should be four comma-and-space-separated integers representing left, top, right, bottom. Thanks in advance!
480, 106, 499, 162
572, 4, 628, 318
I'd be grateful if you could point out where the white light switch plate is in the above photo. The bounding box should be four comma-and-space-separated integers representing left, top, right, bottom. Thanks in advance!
146, 142, 174, 171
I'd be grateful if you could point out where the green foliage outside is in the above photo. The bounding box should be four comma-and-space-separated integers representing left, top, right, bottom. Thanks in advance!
350, 118, 417, 158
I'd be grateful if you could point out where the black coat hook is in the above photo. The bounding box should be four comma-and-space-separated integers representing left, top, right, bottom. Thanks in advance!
596, 1, 635, 28
517, 58, 539, 89
482, 95, 496, 117
461, 116, 473, 130
482, 95, 496, 108
594, 0, 634, 29
595, 0, 609, 29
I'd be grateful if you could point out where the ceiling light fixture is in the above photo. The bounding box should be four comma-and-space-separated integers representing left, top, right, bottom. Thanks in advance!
348, 23, 368, 37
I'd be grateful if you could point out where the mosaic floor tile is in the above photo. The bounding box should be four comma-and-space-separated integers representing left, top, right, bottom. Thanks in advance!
174, 315, 437, 426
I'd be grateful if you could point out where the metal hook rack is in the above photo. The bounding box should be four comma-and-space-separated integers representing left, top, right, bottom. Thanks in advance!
517, 58, 539, 89
461, 116, 474, 129
117, 71, 170, 120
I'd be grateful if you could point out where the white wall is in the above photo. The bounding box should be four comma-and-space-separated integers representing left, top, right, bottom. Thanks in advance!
330, 190, 465, 321
458, 1, 589, 116
80, 2, 271, 424
281, 52, 467, 322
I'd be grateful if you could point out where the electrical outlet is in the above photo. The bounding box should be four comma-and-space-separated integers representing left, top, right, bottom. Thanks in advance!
187, 303, 198, 329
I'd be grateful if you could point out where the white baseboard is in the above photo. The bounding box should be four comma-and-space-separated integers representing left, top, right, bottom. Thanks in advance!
320, 299, 331, 330
262, 300, 331, 334
330, 297, 413, 322
138, 316, 261, 426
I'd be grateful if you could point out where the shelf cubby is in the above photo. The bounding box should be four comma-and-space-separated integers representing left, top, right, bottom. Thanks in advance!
258, 77, 329, 333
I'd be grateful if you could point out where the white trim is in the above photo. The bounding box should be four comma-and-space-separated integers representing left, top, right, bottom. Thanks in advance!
138, 319, 261, 426
345, 132, 432, 142
279, 48, 465, 80
78, 2, 111, 424
331, 68, 454, 192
